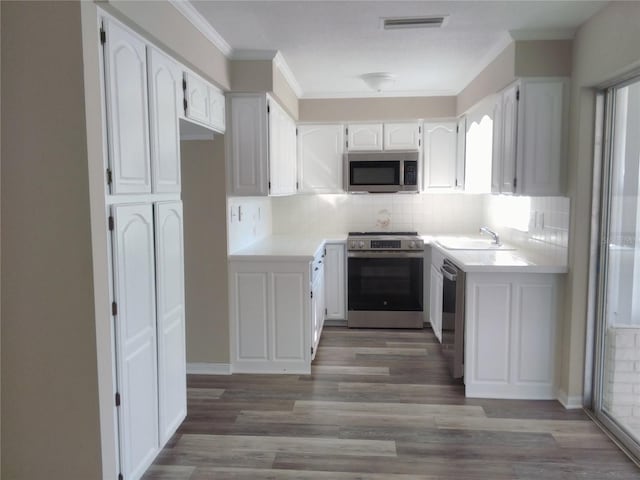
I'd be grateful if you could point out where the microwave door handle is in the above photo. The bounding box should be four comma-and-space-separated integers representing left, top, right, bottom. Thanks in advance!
399, 160, 405, 186
440, 264, 457, 281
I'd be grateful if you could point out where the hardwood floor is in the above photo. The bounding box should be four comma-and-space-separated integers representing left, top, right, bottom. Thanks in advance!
143, 327, 640, 479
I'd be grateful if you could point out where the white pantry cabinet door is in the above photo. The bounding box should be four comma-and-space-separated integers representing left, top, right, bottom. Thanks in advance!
384, 122, 421, 150
455, 117, 466, 190
347, 123, 383, 151
324, 243, 346, 320
111, 204, 159, 480
147, 48, 182, 193
154, 201, 186, 445
297, 124, 344, 194
423, 122, 457, 190
103, 18, 151, 194
185, 71, 210, 126
208, 86, 226, 133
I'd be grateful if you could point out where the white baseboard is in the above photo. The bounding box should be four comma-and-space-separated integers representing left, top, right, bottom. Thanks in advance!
186, 362, 231, 375
556, 388, 584, 409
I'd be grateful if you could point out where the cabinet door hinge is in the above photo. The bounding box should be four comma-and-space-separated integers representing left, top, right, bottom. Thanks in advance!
108, 216, 114, 231
183, 98, 188, 114
111, 301, 118, 316
296, 181, 299, 191
106, 168, 113, 185
310, 291, 313, 299
516, 89, 520, 101
99, 27, 106, 45
182, 78, 187, 91
115, 392, 121, 407
456, 125, 459, 133
118, 474, 123, 480
311, 346, 314, 355
268, 181, 271, 192
324, 248, 326, 257
513, 177, 517, 189
346, 140, 349, 149
295, 127, 298, 136
418, 139, 421, 147
325, 308, 328, 315
267, 103, 270, 114
345, 127, 349, 135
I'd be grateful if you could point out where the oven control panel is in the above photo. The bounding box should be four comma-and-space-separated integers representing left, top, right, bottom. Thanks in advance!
348, 237, 424, 251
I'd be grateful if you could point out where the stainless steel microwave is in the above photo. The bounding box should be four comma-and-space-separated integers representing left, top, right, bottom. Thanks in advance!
344, 151, 420, 193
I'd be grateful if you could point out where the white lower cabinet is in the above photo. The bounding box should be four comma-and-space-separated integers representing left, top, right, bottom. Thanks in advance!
230, 257, 323, 374
324, 243, 346, 321
464, 272, 559, 399
429, 264, 443, 343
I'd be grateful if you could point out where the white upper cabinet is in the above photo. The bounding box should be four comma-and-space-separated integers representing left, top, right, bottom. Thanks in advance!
208, 87, 226, 133
147, 47, 182, 194
227, 93, 297, 196
297, 124, 345, 194
384, 122, 421, 150
423, 121, 457, 190
455, 117, 466, 190
183, 70, 225, 134
103, 18, 151, 194
347, 123, 383, 151
492, 78, 568, 196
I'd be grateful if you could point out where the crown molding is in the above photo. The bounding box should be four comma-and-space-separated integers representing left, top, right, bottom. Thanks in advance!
169, 0, 232, 56
273, 52, 304, 98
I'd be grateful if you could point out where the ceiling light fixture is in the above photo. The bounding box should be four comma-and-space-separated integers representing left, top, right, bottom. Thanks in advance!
360, 72, 396, 92
382, 15, 449, 30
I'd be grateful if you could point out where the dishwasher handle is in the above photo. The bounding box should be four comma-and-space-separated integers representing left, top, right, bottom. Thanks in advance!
440, 263, 458, 281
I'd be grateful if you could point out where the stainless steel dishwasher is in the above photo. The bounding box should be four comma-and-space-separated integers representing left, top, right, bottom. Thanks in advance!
441, 259, 465, 378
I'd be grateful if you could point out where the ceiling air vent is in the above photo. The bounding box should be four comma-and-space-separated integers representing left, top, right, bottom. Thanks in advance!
382, 16, 448, 30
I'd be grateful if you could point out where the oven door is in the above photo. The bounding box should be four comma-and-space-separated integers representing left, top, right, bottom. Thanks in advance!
347, 252, 423, 328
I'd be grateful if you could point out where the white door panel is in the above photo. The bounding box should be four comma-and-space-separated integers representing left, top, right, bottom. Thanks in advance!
112, 204, 158, 479
103, 19, 151, 194
154, 202, 186, 445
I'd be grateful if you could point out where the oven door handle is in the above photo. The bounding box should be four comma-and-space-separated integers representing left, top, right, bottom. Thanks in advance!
440, 264, 458, 281
348, 251, 424, 259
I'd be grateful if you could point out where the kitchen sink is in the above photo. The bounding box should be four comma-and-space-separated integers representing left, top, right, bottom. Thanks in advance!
436, 237, 516, 251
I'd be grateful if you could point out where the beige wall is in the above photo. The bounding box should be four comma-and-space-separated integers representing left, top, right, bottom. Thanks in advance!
299, 96, 456, 122
1, 2, 102, 478
457, 43, 516, 115
181, 139, 230, 364
230, 59, 273, 92
102, 0, 231, 90
560, 1, 640, 403
514, 40, 573, 78
272, 65, 300, 120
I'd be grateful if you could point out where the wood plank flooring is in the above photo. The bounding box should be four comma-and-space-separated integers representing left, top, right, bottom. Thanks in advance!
143, 327, 640, 479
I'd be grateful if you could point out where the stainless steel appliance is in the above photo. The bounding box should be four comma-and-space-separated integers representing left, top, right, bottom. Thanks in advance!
344, 151, 420, 193
440, 259, 465, 378
347, 232, 424, 328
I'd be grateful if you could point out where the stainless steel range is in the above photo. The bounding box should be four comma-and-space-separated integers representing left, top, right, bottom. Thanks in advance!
347, 232, 424, 329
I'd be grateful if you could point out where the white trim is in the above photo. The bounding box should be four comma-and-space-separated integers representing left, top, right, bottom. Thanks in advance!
273, 51, 303, 98
168, 0, 232, 56
556, 388, 585, 409
180, 132, 215, 141
231, 49, 278, 61
186, 363, 232, 375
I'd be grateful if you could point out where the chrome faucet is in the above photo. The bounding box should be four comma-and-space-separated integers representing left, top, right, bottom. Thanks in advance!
480, 226, 501, 245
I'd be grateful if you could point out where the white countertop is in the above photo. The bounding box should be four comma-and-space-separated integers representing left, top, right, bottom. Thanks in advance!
425, 235, 568, 274
229, 233, 567, 273
229, 235, 347, 262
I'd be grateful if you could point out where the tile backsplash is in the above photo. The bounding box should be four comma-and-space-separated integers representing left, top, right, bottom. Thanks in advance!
227, 197, 272, 253
484, 195, 570, 262
271, 193, 487, 235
